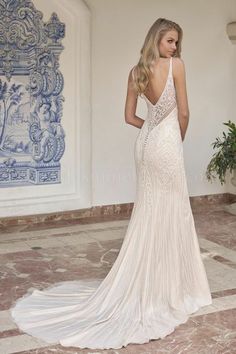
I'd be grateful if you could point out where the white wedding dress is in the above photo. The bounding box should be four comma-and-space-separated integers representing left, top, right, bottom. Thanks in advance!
10, 57, 212, 350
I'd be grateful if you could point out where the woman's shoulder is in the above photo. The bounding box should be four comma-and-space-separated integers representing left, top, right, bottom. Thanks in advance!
172, 57, 185, 68
172, 57, 186, 81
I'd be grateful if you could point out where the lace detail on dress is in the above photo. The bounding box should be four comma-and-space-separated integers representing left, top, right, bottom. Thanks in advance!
140, 57, 177, 162
142, 57, 176, 129
145, 78, 177, 130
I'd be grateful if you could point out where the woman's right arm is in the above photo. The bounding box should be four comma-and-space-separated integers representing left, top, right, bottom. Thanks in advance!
124, 68, 145, 129
173, 58, 190, 141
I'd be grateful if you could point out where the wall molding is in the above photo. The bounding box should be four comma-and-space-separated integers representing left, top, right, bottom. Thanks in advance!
0, 193, 235, 228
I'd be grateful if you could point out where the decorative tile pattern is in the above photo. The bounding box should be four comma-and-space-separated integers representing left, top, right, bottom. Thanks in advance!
0, 0, 65, 187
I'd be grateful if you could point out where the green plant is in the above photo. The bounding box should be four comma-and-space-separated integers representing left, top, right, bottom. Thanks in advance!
206, 120, 236, 185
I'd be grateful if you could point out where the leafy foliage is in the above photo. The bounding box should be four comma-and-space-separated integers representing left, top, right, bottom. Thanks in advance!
206, 120, 236, 185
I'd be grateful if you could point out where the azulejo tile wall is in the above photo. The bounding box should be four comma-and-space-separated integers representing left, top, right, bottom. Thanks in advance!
0, 0, 92, 218
0, 0, 65, 186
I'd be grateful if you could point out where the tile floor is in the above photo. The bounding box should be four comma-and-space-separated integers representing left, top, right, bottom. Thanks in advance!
0, 201, 235, 354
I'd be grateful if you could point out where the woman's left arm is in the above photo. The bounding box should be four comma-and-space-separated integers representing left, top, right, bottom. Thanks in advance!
124, 68, 145, 129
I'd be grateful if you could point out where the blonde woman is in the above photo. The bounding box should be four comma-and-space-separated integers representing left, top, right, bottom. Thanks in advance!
11, 18, 212, 350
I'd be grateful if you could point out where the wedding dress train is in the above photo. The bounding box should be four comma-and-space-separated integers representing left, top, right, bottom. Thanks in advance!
10, 56, 212, 349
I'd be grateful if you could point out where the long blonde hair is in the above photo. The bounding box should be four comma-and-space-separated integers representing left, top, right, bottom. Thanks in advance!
132, 18, 183, 95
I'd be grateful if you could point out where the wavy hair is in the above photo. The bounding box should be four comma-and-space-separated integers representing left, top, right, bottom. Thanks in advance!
132, 18, 183, 95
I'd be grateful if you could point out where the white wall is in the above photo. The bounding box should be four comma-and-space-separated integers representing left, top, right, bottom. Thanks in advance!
85, 0, 236, 206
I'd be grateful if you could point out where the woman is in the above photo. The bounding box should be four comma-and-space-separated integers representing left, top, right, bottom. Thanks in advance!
10, 18, 212, 350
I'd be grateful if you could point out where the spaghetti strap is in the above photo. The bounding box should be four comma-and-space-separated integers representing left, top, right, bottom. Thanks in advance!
169, 56, 173, 78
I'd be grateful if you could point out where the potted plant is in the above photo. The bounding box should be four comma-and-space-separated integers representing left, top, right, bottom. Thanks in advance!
206, 120, 236, 214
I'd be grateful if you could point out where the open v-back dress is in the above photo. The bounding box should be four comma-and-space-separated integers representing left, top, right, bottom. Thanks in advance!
10, 56, 212, 350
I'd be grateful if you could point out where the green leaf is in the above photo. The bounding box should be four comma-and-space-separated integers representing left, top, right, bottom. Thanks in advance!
206, 120, 236, 184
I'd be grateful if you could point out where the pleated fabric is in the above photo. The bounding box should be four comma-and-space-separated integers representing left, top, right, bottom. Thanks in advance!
10, 57, 212, 349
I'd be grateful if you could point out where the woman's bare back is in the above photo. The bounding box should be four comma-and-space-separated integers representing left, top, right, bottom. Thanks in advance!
143, 57, 172, 106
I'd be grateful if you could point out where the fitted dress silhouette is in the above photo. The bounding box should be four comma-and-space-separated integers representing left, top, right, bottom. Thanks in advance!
10, 57, 212, 350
